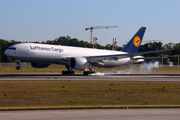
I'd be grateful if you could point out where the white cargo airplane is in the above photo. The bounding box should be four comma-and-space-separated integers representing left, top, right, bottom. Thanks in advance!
4, 27, 165, 75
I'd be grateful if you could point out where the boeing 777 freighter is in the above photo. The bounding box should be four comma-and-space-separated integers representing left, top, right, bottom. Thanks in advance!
4, 27, 165, 75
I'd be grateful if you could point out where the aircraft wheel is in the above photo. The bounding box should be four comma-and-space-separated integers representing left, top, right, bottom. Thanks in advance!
83, 71, 95, 75
62, 71, 74, 75
83, 71, 88, 75
70, 71, 74, 74
16, 66, 21, 70
62, 71, 67, 75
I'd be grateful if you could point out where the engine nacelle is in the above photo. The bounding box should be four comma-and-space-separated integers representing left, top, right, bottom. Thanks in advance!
69, 57, 89, 70
31, 63, 51, 68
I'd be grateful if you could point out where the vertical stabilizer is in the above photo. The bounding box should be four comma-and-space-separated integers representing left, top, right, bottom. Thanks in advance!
122, 27, 146, 53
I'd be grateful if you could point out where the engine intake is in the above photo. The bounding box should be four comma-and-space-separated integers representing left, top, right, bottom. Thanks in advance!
69, 57, 89, 70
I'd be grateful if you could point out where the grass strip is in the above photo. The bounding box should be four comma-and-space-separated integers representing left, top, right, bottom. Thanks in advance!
0, 81, 180, 110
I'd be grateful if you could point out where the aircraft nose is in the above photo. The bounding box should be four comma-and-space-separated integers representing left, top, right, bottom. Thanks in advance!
4, 49, 10, 56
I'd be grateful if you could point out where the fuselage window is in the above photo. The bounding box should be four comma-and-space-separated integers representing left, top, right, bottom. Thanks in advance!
8, 47, 16, 50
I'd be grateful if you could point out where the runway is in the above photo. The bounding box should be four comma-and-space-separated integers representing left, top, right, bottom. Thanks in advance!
0, 108, 180, 120
0, 74, 180, 81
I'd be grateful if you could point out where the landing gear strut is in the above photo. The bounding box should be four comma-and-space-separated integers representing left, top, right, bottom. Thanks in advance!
15, 60, 21, 70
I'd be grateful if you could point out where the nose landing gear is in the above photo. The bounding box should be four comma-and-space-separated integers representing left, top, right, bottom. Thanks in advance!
16, 66, 21, 70
15, 60, 21, 70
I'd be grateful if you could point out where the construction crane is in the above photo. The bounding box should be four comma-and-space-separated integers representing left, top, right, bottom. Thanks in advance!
85, 26, 118, 44
142, 39, 163, 43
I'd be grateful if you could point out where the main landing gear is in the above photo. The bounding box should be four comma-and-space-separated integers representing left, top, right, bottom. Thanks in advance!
83, 69, 95, 75
62, 65, 75, 75
62, 66, 95, 75
62, 70, 74, 75
62, 70, 95, 75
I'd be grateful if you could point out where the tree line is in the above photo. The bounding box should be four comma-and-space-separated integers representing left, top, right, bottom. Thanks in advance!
0, 36, 179, 64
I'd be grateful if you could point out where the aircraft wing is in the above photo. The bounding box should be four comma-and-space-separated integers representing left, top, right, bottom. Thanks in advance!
87, 50, 165, 62
134, 56, 168, 60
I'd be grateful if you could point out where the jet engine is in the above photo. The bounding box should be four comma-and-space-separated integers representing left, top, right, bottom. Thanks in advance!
69, 57, 89, 70
31, 63, 51, 68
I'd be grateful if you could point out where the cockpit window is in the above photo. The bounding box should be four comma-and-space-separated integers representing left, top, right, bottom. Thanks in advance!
8, 47, 16, 50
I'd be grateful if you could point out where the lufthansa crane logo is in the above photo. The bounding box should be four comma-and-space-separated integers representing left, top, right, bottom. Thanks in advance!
133, 36, 141, 47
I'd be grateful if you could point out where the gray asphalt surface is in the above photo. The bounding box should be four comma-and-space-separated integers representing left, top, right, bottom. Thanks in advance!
0, 108, 180, 120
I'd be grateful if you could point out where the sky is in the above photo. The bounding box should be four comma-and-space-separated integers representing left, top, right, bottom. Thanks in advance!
0, 0, 180, 46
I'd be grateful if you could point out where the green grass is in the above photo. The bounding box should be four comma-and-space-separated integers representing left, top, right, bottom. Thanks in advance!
0, 65, 67, 74
0, 81, 180, 110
